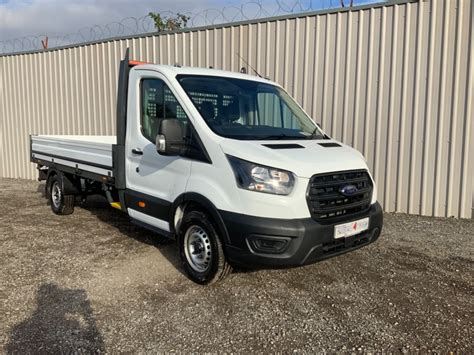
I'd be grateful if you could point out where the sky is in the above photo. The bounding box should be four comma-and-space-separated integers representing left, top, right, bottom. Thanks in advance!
0, 0, 380, 43
0, 0, 224, 41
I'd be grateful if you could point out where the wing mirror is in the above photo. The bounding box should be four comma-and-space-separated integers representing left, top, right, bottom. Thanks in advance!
156, 119, 185, 156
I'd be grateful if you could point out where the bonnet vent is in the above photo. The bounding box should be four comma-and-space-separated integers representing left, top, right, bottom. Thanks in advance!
318, 142, 341, 148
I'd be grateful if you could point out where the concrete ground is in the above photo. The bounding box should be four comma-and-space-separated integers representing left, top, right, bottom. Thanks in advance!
0, 178, 472, 353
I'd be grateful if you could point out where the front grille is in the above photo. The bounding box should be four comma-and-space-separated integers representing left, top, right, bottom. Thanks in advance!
307, 170, 373, 221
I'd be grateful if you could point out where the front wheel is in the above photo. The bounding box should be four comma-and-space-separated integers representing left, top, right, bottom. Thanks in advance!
178, 210, 232, 284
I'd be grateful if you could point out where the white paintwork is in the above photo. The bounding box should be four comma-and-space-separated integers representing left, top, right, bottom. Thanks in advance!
125, 65, 375, 219
219, 139, 367, 179
134, 64, 274, 86
31, 64, 378, 225
124, 69, 192, 228
35, 135, 116, 144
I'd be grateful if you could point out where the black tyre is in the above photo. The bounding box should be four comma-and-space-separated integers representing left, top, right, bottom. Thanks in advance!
48, 175, 75, 215
178, 210, 232, 284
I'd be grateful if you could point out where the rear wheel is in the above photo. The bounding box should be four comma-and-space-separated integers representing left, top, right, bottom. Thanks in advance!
178, 210, 232, 284
48, 175, 75, 215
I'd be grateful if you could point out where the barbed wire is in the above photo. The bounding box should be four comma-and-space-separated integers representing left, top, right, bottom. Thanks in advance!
0, 0, 360, 54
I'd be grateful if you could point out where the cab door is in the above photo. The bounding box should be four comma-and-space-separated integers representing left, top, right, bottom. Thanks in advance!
125, 69, 191, 232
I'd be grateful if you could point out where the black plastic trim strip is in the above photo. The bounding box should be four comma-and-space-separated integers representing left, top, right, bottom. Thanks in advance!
186, 124, 213, 164
172, 192, 230, 243
125, 189, 171, 221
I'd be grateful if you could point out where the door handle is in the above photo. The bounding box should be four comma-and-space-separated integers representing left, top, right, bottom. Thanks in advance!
131, 148, 143, 155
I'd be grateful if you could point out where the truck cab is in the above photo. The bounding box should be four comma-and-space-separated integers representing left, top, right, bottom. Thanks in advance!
31, 52, 383, 284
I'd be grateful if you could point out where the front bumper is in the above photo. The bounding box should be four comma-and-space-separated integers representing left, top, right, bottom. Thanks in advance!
220, 202, 383, 268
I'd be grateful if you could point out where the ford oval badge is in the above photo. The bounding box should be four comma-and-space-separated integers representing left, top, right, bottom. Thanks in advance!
340, 184, 358, 196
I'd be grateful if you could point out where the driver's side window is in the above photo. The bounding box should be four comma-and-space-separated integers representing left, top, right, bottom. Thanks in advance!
141, 79, 188, 142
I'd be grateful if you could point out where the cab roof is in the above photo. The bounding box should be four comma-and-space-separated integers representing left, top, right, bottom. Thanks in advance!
130, 63, 276, 85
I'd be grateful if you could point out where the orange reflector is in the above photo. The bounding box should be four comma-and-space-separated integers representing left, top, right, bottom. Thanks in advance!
138, 201, 146, 208
129, 60, 148, 66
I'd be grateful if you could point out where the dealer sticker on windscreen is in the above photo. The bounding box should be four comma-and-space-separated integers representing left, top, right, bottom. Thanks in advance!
334, 217, 369, 239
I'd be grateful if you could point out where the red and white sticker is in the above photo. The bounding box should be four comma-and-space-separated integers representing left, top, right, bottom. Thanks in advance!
334, 217, 369, 239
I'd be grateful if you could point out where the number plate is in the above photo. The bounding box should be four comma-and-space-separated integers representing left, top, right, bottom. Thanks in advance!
334, 217, 369, 239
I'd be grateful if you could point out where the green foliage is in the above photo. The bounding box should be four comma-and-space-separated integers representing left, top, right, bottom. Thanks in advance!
148, 12, 191, 32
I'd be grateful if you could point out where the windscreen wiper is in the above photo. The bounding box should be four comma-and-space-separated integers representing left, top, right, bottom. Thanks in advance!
308, 127, 331, 139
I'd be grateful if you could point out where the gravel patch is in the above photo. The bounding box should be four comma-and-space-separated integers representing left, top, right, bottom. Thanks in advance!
0, 178, 472, 353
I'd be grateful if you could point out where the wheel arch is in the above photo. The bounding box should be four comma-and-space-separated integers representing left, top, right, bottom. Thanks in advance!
46, 169, 80, 195
170, 192, 230, 244
46, 168, 58, 182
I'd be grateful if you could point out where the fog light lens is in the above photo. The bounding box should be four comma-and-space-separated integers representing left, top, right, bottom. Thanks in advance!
247, 235, 291, 254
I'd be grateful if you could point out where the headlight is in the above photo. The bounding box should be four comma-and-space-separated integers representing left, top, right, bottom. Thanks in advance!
227, 155, 295, 195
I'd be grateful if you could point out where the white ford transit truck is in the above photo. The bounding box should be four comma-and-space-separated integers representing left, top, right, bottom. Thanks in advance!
30, 50, 383, 284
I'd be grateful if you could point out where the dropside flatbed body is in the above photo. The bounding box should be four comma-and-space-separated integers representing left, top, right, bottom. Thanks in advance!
31, 135, 117, 184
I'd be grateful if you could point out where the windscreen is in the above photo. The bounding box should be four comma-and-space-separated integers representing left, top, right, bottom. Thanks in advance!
176, 75, 326, 140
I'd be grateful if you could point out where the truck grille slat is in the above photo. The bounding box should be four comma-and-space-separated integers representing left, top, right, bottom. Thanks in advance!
306, 170, 373, 221
307, 186, 372, 200
312, 198, 370, 212
310, 176, 369, 188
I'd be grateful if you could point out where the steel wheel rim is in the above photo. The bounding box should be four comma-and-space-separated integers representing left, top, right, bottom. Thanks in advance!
184, 225, 212, 273
51, 181, 61, 208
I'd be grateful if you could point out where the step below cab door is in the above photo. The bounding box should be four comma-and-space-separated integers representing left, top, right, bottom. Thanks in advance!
125, 68, 191, 233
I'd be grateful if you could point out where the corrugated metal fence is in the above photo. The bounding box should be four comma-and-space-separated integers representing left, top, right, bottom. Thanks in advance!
0, 0, 472, 218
